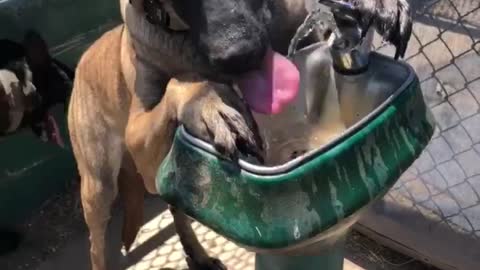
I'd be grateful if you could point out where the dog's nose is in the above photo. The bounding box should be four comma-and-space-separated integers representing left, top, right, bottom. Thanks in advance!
208, 40, 267, 74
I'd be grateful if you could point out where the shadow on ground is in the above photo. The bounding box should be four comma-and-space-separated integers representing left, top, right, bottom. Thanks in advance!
0, 181, 436, 270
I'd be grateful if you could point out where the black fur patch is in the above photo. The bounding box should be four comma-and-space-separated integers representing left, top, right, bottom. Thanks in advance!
0, 39, 28, 86
135, 77, 169, 110
0, 228, 22, 255
134, 57, 170, 110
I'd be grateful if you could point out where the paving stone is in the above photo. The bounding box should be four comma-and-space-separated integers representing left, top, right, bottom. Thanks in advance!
450, 182, 480, 209
214, 236, 227, 246
133, 260, 152, 270
462, 114, 480, 143
443, 124, 473, 153
423, 39, 453, 68
413, 150, 436, 173
437, 160, 467, 186
436, 65, 466, 93
421, 78, 446, 107
431, 102, 460, 130
449, 90, 480, 119
456, 149, 480, 177
469, 80, 480, 103
463, 205, 480, 231
468, 175, 480, 197
440, 25, 473, 56
454, 52, 480, 81
152, 255, 167, 267
432, 192, 461, 217
447, 214, 473, 233
421, 169, 448, 195
219, 250, 234, 261
412, 19, 440, 45
404, 180, 431, 202
427, 137, 454, 163
158, 244, 173, 256
168, 250, 184, 262
406, 53, 434, 81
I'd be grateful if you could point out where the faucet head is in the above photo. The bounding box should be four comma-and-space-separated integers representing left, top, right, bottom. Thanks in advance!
328, 25, 372, 74
323, 1, 371, 74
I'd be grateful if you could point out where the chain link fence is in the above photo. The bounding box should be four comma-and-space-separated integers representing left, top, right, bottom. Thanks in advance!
361, 0, 480, 269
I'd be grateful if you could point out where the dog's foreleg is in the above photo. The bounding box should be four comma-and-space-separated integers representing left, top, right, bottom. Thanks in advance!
68, 78, 124, 270
170, 206, 227, 270
124, 61, 181, 194
118, 153, 145, 252
80, 170, 120, 270
125, 72, 259, 192
125, 83, 227, 269
126, 74, 263, 269
124, 97, 176, 194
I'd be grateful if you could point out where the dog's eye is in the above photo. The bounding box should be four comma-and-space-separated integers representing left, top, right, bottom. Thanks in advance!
159, 8, 171, 28
143, 0, 189, 32
247, 0, 265, 10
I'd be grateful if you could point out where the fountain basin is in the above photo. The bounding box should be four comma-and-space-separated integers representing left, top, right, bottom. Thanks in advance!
155, 43, 435, 252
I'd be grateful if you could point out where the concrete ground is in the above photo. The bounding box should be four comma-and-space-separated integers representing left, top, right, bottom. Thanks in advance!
0, 182, 437, 270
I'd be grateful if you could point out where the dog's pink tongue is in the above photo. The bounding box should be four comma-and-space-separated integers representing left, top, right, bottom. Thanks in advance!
238, 49, 299, 114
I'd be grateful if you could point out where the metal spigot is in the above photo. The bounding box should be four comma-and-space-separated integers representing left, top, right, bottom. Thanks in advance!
319, 0, 372, 74
328, 22, 371, 74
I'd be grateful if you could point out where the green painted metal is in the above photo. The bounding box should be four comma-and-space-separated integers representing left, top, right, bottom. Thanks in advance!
255, 251, 344, 270
0, 0, 121, 226
156, 76, 435, 250
0, 0, 121, 68
255, 239, 345, 270
0, 105, 75, 226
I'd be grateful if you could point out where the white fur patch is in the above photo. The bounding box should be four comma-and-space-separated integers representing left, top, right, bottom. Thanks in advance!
0, 70, 26, 133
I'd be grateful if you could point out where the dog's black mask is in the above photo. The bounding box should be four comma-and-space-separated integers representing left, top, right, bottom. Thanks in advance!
169, 0, 271, 75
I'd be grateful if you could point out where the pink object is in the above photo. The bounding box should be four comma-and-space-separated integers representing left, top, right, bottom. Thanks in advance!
46, 112, 65, 148
237, 48, 300, 114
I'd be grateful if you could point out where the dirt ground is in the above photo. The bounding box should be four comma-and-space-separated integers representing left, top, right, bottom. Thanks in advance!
0, 180, 439, 270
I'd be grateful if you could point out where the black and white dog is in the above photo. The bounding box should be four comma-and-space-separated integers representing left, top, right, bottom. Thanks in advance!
0, 30, 73, 255
0, 31, 72, 144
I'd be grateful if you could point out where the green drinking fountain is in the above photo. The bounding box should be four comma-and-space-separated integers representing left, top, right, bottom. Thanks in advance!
156, 1, 435, 269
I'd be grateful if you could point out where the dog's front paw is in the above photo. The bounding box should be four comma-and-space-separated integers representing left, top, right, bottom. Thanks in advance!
353, 0, 412, 59
177, 80, 263, 161
186, 256, 227, 270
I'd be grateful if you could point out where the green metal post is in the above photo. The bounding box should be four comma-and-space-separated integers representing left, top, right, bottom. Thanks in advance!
255, 237, 346, 270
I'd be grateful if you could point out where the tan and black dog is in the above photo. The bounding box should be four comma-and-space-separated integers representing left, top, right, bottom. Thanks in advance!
67, 0, 412, 269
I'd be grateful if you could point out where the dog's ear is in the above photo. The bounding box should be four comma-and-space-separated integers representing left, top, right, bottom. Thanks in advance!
22, 30, 51, 72
129, 0, 144, 12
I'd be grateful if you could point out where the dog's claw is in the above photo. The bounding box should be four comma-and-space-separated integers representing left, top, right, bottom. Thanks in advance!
180, 82, 264, 162
186, 256, 227, 270
350, 0, 413, 59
